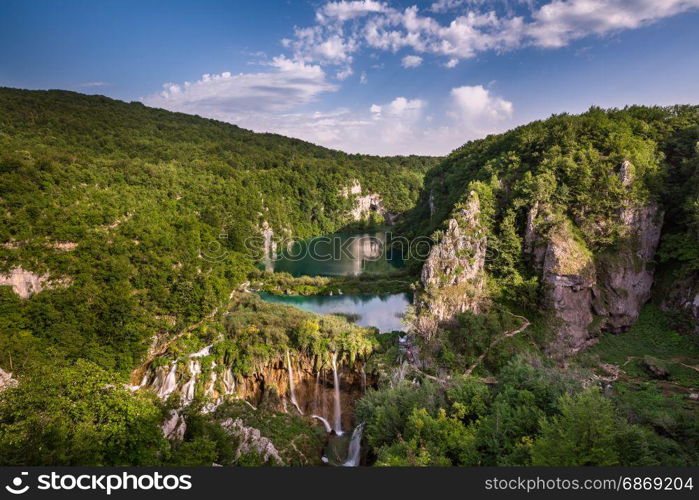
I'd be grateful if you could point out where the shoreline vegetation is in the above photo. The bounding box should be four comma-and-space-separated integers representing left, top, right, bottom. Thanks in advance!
248, 269, 416, 296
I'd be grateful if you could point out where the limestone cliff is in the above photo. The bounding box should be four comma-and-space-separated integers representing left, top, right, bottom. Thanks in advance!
0, 268, 50, 299
141, 348, 369, 433
415, 160, 666, 355
413, 191, 487, 338
593, 204, 663, 332
534, 202, 663, 355
0, 368, 17, 392
341, 180, 394, 225
542, 221, 597, 355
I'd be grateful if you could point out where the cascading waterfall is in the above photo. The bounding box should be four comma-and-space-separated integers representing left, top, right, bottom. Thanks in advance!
286, 350, 303, 415
222, 368, 235, 394
321, 370, 328, 419
205, 362, 217, 398
343, 422, 365, 467
157, 364, 178, 398
312, 415, 332, 433
181, 360, 201, 404
313, 371, 320, 414
331, 352, 342, 435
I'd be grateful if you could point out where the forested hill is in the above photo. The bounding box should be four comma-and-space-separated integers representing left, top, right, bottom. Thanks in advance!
0, 87, 437, 373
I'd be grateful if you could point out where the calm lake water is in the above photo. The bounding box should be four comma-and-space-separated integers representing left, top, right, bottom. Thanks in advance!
264, 231, 404, 277
259, 292, 411, 333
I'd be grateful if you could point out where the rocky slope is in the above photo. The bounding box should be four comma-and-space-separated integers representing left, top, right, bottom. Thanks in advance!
404, 106, 699, 355
413, 191, 488, 338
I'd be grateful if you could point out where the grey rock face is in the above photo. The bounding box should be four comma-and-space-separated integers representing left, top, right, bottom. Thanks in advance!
542, 221, 597, 354
593, 204, 663, 332
0, 368, 17, 392
414, 191, 487, 338
660, 272, 699, 334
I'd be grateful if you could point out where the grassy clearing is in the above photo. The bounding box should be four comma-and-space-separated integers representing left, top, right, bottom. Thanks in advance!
580, 305, 699, 388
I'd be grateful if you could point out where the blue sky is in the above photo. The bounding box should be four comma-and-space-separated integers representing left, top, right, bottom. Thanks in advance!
1, 0, 698, 155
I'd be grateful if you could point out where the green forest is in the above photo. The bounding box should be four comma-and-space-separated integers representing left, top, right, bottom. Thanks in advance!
0, 88, 697, 466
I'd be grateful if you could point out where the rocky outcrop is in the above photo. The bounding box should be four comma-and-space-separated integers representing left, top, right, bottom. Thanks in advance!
221, 418, 284, 465
0, 368, 17, 392
519, 160, 665, 354
593, 204, 663, 332
0, 268, 50, 299
341, 180, 394, 225
413, 191, 487, 338
161, 410, 186, 440
538, 203, 663, 355
542, 221, 597, 355
659, 272, 699, 334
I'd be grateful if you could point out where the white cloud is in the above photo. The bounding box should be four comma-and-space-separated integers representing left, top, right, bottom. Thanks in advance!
445, 58, 459, 68
77, 81, 108, 88
450, 85, 513, 122
336, 66, 354, 80
142, 56, 337, 117
316, 0, 388, 23
286, 0, 699, 70
360, 71, 368, 83
401, 54, 423, 67
386, 96, 425, 114
527, 0, 699, 48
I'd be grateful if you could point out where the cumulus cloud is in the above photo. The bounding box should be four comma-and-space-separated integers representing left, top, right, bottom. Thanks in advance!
140, 0, 698, 154
286, 0, 699, 70
450, 85, 513, 122
316, 0, 388, 23
401, 54, 424, 67
527, 0, 699, 48
142, 56, 337, 117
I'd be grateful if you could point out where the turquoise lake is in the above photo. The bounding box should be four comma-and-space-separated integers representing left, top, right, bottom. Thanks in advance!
263, 231, 404, 277
259, 231, 410, 332
259, 292, 411, 333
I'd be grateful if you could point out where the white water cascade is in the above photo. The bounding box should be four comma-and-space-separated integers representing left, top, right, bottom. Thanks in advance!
157, 364, 178, 398
286, 350, 303, 415
343, 423, 365, 467
331, 352, 342, 435
180, 360, 201, 404
312, 415, 332, 433
222, 368, 235, 394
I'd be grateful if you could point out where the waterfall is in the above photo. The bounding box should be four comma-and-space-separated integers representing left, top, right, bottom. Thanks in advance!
205, 363, 217, 398
222, 368, 235, 394
157, 364, 177, 398
343, 423, 365, 467
321, 370, 328, 418
190, 344, 212, 358
313, 371, 320, 414
312, 415, 332, 433
331, 352, 342, 435
286, 350, 303, 415
181, 360, 201, 404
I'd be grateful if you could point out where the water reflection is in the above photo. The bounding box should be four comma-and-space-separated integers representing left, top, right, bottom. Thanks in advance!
258, 292, 411, 333
266, 231, 404, 277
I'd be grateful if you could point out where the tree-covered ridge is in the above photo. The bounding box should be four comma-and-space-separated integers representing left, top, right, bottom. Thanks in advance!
0, 87, 436, 373
401, 105, 699, 304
